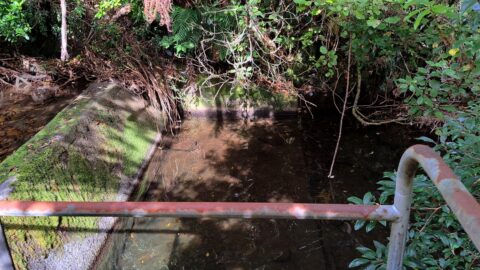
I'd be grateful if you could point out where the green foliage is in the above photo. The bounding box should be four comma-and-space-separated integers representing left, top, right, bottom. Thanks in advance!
347, 192, 387, 233
94, 0, 144, 23
349, 104, 480, 269
396, 2, 480, 119
314, 47, 337, 78
0, 0, 30, 42
349, 241, 388, 269
0, 0, 479, 268
156, 5, 236, 56
291, 0, 480, 122
95, 0, 123, 19
158, 6, 202, 54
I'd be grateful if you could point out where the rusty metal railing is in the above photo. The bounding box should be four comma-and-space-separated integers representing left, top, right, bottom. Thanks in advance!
0, 145, 478, 269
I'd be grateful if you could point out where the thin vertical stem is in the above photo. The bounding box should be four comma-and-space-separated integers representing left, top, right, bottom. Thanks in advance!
327, 38, 352, 184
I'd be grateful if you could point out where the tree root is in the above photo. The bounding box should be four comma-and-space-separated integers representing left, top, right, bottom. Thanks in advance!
352, 67, 406, 126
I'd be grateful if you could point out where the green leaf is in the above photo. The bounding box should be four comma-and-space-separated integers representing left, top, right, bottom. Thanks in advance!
354, 220, 366, 230
366, 221, 376, 232
414, 9, 431, 30
431, 4, 448, 14
349, 258, 370, 268
444, 69, 460, 79
404, 9, 422, 22
363, 192, 374, 204
373, 241, 385, 257
404, 259, 422, 268
320, 46, 328, 54
367, 18, 381, 28
384, 16, 400, 24
429, 80, 441, 90
364, 265, 378, 270
424, 97, 433, 107
312, 8, 322, 16
347, 196, 363, 205
434, 111, 444, 119
357, 247, 376, 259
293, 0, 312, 6
355, 10, 365, 20
416, 96, 424, 105
416, 136, 436, 144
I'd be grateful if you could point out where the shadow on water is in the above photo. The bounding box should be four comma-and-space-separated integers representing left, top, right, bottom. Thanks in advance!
96, 110, 425, 270
105, 117, 326, 270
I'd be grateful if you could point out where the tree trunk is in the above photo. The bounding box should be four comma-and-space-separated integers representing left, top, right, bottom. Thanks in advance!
60, 0, 69, 61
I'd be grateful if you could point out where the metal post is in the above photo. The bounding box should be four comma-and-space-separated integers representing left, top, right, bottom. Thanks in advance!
0, 221, 14, 270
386, 147, 417, 270
387, 145, 480, 269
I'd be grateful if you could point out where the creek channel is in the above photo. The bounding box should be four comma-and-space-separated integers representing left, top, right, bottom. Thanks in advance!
95, 109, 425, 270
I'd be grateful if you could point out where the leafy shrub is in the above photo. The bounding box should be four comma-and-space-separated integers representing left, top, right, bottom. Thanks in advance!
0, 0, 30, 42
396, 2, 480, 119
158, 6, 201, 54
349, 103, 480, 269
95, 0, 123, 19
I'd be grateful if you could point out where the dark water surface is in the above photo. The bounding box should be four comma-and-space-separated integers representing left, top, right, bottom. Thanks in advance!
96, 112, 425, 270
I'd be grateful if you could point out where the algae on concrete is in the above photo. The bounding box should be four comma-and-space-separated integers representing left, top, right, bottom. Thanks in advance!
183, 84, 297, 113
0, 82, 163, 269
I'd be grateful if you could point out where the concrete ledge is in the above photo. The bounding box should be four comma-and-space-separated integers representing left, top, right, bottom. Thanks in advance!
182, 86, 298, 120
0, 82, 163, 270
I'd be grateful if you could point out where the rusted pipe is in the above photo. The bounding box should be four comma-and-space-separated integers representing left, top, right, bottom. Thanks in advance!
0, 201, 400, 221
0, 145, 477, 270
387, 144, 480, 270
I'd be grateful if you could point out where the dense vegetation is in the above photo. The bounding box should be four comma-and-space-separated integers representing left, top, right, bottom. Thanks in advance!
1, 0, 479, 269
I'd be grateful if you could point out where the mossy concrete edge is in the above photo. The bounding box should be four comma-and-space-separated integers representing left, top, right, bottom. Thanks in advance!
182, 87, 298, 119
0, 82, 164, 270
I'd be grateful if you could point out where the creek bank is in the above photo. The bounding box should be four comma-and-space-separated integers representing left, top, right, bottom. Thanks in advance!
0, 86, 81, 162
0, 82, 163, 269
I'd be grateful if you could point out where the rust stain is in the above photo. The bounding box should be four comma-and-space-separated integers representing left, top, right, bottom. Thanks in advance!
0, 201, 391, 220
451, 189, 480, 223
412, 144, 458, 183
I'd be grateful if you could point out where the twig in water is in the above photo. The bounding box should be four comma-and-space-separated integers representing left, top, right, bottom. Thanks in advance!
327, 38, 352, 189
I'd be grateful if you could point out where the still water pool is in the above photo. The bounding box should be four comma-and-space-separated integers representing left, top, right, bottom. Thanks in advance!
96, 113, 423, 270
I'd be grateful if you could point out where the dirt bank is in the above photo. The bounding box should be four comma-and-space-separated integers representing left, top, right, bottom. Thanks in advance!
0, 86, 81, 162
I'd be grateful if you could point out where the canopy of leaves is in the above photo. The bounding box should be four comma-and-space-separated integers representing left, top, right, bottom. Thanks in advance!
0, 0, 30, 42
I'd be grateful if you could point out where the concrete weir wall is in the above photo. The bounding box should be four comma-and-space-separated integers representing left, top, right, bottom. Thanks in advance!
181, 86, 298, 119
0, 82, 164, 270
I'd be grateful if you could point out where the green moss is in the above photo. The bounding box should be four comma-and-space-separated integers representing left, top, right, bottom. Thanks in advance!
121, 119, 156, 177
185, 83, 296, 111
0, 90, 160, 269
0, 99, 89, 183
2, 144, 116, 265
